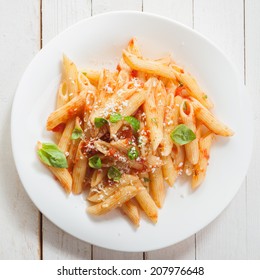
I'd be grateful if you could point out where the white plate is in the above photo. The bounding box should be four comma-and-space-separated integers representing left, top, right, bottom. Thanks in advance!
11, 11, 253, 252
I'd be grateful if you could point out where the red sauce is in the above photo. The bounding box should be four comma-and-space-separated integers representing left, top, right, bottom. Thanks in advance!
203, 149, 210, 160
175, 85, 185, 96
107, 148, 117, 157
117, 126, 133, 139
131, 70, 138, 78
52, 123, 65, 133
116, 64, 121, 72
68, 107, 76, 118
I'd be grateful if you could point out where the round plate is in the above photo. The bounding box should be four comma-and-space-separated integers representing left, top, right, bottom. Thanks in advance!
11, 11, 253, 252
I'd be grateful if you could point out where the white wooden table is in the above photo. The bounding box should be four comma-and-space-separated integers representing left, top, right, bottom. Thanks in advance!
0, 0, 259, 260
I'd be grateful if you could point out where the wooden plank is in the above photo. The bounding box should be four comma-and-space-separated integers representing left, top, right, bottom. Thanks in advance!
92, 0, 142, 15
91, 0, 142, 260
245, 0, 260, 259
0, 0, 40, 259
194, 0, 246, 259
143, 0, 193, 27
143, 0, 195, 260
41, 0, 92, 260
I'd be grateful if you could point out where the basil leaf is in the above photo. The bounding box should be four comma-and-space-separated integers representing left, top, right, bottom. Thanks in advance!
71, 126, 83, 140
183, 101, 187, 111
38, 143, 68, 168
109, 113, 122, 123
107, 166, 121, 182
127, 146, 139, 160
143, 177, 150, 183
88, 155, 102, 169
170, 124, 196, 145
94, 117, 108, 128
124, 116, 140, 132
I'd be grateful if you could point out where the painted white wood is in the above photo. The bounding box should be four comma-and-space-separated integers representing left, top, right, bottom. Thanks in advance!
41, 0, 92, 260
92, 0, 142, 15
143, 0, 193, 27
194, 0, 247, 259
143, 0, 195, 260
42, 0, 91, 45
91, 0, 142, 260
245, 0, 260, 259
0, 0, 40, 259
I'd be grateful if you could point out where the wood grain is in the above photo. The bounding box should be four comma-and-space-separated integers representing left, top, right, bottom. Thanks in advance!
92, 0, 142, 15
245, 0, 260, 259
0, 0, 40, 259
194, 0, 247, 259
41, 0, 92, 260
143, 0, 195, 260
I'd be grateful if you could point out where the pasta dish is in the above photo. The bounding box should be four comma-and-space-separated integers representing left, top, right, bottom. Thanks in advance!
37, 38, 233, 226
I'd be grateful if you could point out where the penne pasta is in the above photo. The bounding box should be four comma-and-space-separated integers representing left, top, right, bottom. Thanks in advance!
72, 140, 88, 194
123, 50, 177, 79
58, 118, 75, 153
179, 100, 199, 165
143, 78, 163, 152
149, 166, 165, 208
192, 133, 214, 189
62, 54, 78, 100
192, 98, 234, 136
48, 166, 72, 194
46, 90, 86, 130
161, 155, 177, 186
121, 200, 140, 227
135, 184, 158, 223
87, 185, 142, 216
173, 70, 213, 109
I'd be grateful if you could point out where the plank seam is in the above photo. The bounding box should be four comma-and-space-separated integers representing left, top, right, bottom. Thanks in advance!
243, 0, 248, 258
39, 0, 43, 260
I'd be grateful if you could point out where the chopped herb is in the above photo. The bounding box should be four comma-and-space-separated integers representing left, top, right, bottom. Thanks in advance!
108, 166, 121, 182
109, 113, 122, 123
124, 116, 140, 132
203, 95, 208, 99
170, 124, 196, 145
94, 117, 108, 128
143, 177, 150, 183
127, 146, 139, 160
88, 155, 102, 169
183, 101, 187, 112
71, 126, 83, 140
37, 143, 68, 168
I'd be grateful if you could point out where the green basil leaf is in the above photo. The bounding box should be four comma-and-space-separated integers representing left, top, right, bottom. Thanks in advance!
109, 113, 122, 123
107, 166, 121, 182
124, 116, 140, 132
71, 126, 83, 140
183, 101, 187, 111
38, 143, 68, 168
143, 177, 150, 183
170, 124, 196, 145
94, 117, 108, 128
127, 146, 139, 160
88, 155, 102, 169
